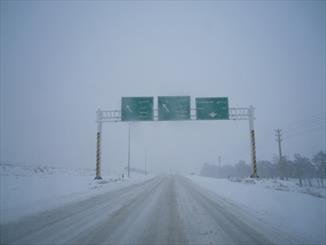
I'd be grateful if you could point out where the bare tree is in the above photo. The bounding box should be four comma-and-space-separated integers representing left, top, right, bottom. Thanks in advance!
312, 151, 326, 188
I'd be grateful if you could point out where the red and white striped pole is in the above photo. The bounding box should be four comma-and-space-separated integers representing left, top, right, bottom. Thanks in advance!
95, 109, 103, 180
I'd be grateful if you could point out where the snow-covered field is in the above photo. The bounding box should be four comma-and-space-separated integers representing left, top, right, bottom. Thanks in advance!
229, 176, 326, 198
0, 162, 152, 224
188, 175, 326, 245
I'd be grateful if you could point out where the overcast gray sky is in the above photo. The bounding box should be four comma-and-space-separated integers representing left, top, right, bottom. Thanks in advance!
1, 1, 325, 175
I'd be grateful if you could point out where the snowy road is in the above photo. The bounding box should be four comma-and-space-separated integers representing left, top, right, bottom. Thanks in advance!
1, 175, 299, 245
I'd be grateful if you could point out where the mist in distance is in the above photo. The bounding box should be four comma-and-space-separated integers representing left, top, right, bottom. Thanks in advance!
1, 1, 325, 175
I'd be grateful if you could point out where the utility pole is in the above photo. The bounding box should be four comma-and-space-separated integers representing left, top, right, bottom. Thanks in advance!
275, 129, 284, 179
218, 155, 222, 168
128, 124, 131, 178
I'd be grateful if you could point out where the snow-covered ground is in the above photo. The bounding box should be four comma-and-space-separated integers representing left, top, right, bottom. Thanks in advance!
2, 163, 325, 244
187, 175, 326, 245
0, 162, 152, 224
229, 176, 326, 198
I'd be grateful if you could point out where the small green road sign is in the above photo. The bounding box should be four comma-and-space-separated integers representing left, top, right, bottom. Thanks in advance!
158, 96, 191, 121
196, 97, 229, 120
121, 97, 154, 121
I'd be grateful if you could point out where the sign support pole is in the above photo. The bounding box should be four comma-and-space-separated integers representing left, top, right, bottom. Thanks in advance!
248, 105, 258, 178
96, 103, 259, 179
95, 109, 103, 180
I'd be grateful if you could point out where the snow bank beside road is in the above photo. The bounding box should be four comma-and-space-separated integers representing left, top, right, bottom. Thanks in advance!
229, 176, 326, 198
187, 175, 326, 245
0, 163, 152, 224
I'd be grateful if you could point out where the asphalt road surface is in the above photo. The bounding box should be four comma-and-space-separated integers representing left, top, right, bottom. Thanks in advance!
0, 175, 299, 245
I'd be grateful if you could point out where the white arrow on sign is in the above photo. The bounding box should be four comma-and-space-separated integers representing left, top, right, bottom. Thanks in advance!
209, 112, 217, 117
162, 104, 170, 113
126, 105, 133, 113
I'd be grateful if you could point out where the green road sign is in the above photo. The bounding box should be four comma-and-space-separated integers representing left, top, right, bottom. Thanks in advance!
121, 97, 154, 121
196, 97, 229, 120
158, 96, 190, 121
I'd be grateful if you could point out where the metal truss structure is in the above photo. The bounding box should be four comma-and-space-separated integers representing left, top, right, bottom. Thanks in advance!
98, 107, 251, 123
95, 106, 258, 179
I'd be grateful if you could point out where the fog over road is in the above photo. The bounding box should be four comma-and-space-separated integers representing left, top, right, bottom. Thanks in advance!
1, 175, 299, 245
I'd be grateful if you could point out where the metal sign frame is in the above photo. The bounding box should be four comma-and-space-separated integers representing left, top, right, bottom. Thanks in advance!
95, 106, 258, 179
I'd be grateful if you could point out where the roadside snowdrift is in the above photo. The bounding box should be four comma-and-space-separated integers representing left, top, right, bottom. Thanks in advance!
0, 162, 152, 224
187, 175, 326, 245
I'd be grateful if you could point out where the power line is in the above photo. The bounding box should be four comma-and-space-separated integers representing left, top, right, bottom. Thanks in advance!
283, 112, 326, 129
284, 116, 325, 131
283, 121, 326, 136
282, 113, 326, 136
283, 125, 325, 140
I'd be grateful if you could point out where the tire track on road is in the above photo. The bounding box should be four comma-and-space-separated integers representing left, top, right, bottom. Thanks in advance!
1, 176, 161, 245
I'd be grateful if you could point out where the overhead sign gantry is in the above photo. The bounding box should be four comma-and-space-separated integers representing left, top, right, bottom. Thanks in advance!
95, 96, 258, 179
